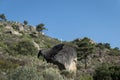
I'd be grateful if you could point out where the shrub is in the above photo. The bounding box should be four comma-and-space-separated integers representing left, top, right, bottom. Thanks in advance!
79, 74, 93, 80
43, 68, 64, 80
8, 66, 44, 80
61, 70, 75, 79
12, 24, 19, 30
0, 41, 8, 50
109, 48, 120, 56
93, 63, 120, 80
0, 58, 19, 72
0, 25, 4, 28
0, 72, 7, 80
16, 40, 38, 55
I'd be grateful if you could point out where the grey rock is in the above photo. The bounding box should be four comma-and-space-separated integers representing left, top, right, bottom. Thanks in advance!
38, 44, 77, 72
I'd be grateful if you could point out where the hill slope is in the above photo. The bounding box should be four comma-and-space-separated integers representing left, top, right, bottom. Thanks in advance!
0, 21, 120, 80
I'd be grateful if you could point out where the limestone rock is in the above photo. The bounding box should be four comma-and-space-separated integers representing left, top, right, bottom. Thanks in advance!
32, 40, 40, 50
5, 25, 13, 30
18, 26, 24, 32
30, 32, 38, 37
29, 26, 36, 32
5, 27, 22, 36
12, 31, 22, 36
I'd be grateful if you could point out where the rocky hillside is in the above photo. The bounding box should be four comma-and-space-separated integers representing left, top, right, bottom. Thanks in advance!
0, 21, 120, 80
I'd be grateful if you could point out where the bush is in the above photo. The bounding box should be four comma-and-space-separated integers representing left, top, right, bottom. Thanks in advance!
43, 68, 64, 80
0, 58, 19, 72
0, 41, 8, 51
16, 40, 38, 55
61, 70, 75, 79
0, 72, 7, 80
79, 74, 93, 80
8, 66, 44, 80
93, 63, 120, 80
12, 24, 19, 30
0, 25, 4, 29
109, 48, 120, 56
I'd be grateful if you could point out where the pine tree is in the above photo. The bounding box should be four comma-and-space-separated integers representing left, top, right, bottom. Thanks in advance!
0, 14, 6, 21
74, 37, 95, 69
36, 23, 47, 32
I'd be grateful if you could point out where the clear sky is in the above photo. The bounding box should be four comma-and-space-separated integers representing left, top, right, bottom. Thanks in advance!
0, 0, 120, 48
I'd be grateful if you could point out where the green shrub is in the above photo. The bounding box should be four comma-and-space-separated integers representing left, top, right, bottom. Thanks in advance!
16, 40, 38, 55
0, 59, 19, 72
0, 25, 4, 29
5, 43, 18, 55
12, 24, 19, 30
79, 74, 93, 80
0, 72, 7, 80
8, 66, 44, 80
93, 63, 120, 80
61, 70, 75, 79
0, 41, 8, 50
109, 48, 120, 56
43, 68, 64, 80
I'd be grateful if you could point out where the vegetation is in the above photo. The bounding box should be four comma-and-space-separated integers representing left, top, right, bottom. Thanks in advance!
0, 15, 120, 80
109, 47, 120, 56
93, 63, 120, 80
36, 23, 47, 32
0, 58, 19, 72
15, 40, 38, 55
73, 37, 95, 69
23, 20, 28, 25
79, 74, 93, 80
12, 24, 19, 30
43, 68, 64, 80
0, 14, 6, 21
96, 43, 105, 57
8, 66, 43, 80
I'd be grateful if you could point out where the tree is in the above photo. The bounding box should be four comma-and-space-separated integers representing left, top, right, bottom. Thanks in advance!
0, 14, 6, 21
96, 43, 105, 57
104, 43, 111, 49
36, 23, 47, 32
109, 47, 120, 56
113, 47, 119, 51
74, 37, 95, 69
23, 20, 28, 25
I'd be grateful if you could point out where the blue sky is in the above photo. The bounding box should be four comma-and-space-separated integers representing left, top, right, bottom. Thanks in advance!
0, 0, 120, 48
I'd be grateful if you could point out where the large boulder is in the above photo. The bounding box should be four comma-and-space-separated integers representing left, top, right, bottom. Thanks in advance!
38, 44, 77, 72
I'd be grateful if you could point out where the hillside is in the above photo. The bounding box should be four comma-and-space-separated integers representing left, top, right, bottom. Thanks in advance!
0, 20, 120, 80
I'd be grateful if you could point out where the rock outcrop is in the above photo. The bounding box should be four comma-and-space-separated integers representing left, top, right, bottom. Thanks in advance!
38, 44, 77, 72
32, 40, 40, 50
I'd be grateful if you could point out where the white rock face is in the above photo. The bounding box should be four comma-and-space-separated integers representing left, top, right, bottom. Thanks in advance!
18, 26, 24, 32
67, 58, 77, 73
32, 40, 40, 50
5, 25, 13, 30
12, 31, 22, 36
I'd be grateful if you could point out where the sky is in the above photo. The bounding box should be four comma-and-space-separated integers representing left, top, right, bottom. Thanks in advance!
0, 0, 120, 48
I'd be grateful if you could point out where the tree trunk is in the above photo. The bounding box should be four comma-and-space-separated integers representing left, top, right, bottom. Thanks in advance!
84, 56, 87, 69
